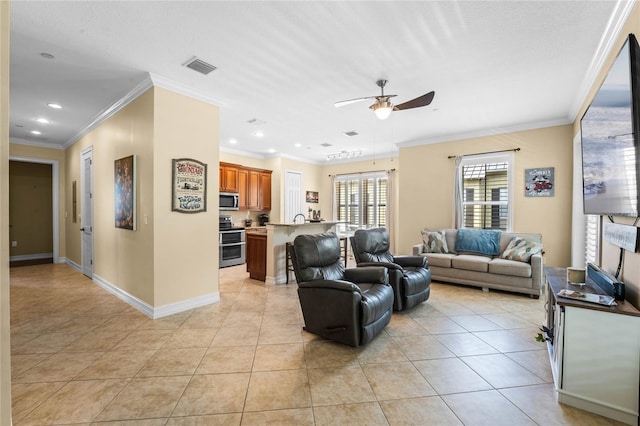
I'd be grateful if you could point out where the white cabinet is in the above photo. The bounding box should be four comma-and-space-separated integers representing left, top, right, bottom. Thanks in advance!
545, 268, 640, 425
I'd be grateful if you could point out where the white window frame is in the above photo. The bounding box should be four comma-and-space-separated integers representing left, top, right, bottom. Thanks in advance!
458, 152, 514, 232
333, 171, 388, 228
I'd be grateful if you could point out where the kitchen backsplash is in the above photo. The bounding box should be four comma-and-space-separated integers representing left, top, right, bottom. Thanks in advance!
220, 210, 265, 227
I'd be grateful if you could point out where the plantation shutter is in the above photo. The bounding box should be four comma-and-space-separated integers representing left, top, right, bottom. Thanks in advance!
584, 215, 600, 265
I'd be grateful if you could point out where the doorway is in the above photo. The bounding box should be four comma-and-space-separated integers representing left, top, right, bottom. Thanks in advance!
284, 170, 303, 223
8, 156, 59, 265
81, 147, 94, 278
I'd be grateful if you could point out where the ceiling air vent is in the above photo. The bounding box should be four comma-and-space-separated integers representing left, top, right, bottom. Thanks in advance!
183, 56, 217, 75
344, 131, 359, 137
321, 143, 332, 147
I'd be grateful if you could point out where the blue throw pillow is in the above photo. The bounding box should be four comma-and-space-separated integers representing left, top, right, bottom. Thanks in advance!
454, 228, 501, 256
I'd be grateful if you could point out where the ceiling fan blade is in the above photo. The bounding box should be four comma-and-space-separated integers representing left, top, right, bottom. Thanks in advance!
393, 91, 435, 111
334, 97, 374, 108
335, 94, 396, 108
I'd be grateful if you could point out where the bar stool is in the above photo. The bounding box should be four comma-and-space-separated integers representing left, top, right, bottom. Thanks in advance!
339, 236, 348, 267
285, 242, 295, 284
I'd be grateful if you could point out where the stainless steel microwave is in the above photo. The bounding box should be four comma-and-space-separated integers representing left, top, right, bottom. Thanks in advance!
219, 192, 239, 210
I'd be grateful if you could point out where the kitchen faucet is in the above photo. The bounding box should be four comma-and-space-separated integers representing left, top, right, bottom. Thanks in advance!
293, 213, 306, 224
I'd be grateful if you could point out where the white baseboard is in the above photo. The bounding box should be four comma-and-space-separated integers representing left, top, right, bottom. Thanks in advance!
64, 258, 82, 272
93, 273, 219, 319
10, 252, 53, 261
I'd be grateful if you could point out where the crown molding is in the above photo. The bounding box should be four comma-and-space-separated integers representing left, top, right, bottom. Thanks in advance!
63, 75, 154, 148
9, 137, 65, 150
569, 0, 636, 122
149, 72, 226, 107
396, 117, 571, 148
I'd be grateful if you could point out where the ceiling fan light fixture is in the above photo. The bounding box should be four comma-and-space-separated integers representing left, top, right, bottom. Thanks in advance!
372, 100, 393, 120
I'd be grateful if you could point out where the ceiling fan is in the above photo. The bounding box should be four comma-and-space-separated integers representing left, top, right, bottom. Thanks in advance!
334, 79, 435, 120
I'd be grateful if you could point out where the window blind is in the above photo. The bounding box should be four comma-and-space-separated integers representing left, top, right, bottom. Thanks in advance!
460, 161, 510, 230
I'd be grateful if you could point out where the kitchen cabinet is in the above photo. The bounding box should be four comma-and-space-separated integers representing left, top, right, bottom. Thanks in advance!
248, 170, 260, 210
238, 168, 248, 210
219, 162, 271, 210
246, 231, 267, 281
260, 171, 272, 210
219, 163, 239, 192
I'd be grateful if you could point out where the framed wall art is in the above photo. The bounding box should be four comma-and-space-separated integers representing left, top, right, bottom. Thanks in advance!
306, 191, 319, 203
525, 167, 554, 197
115, 155, 136, 230
172, 158, 207, 213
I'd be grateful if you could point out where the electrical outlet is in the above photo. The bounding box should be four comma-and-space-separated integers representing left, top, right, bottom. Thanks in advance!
11, 241, 17, 247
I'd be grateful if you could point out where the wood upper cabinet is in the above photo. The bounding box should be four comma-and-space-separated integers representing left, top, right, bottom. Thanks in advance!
219, 163, 239, 193
248, 170, 260, 210
219, 162, 272, 210
238, 168, 248, 209
260, 171, 272, 211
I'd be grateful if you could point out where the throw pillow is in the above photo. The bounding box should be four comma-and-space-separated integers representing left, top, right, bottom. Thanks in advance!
421, 230, 449, 253
454, 228, 501, 256
501, 237, 543, 262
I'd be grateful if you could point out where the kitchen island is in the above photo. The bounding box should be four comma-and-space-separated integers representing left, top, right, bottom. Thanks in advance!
266, 222, 338, 284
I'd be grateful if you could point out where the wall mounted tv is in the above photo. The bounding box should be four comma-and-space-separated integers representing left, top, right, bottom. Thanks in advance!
581, 33, 640, 216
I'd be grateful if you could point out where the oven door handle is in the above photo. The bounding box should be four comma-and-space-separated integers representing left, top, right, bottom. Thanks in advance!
220, 242, 246, 247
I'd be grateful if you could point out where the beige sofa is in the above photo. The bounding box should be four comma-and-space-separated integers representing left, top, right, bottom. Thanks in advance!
412, 229, 543, 298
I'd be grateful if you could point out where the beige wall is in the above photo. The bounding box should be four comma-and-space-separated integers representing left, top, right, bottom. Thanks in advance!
9, 143, 66, 259
572, 4, 640, 308
66, 89, 156, 303
64, 86, 220, 308
0, 0, 11, 422
152, 87, 219, 306
398, 125, 574, 266
9, 161, 53, 256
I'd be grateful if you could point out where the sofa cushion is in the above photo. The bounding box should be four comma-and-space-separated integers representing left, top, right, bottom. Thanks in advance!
424, 253, 456, 268
454, 228, 501, 256
451, 254, 491, 272
501, 237, 543, 262
421, 230, 450, 253
489, 258, 532, 278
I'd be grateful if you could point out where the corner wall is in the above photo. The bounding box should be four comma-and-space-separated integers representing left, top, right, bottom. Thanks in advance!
0, 0, 11, 422
152, 87, 219, 307
398, 125, 574, 267
573, 3, 640, 308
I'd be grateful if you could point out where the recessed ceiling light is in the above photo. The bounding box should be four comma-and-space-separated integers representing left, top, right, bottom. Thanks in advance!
267, 148, 276, 153
294, 143, 302, 148
254, 131, 264, 138
40, 52, 54, 59
30, 130, 42, 135
36, 118, 50, 124
229, 138, 237, 144
47, 103, 62, 109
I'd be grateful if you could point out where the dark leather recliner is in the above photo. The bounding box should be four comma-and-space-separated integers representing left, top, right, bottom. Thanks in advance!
351, 227, 431, 311
289, 232, 394, 347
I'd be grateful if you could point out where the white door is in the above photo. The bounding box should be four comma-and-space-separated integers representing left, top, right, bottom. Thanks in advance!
81, 147, 94, 278
284, 170, 303, 223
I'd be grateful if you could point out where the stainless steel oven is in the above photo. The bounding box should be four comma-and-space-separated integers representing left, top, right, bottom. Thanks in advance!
219, 216, 246, 268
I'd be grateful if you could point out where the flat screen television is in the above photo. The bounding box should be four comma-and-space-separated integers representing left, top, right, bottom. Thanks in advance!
581, 33, 640, 216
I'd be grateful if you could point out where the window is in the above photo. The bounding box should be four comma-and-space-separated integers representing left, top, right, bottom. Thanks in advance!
584, 214, 600, 265
334, 172, 387, 228
458, 153, 513, 231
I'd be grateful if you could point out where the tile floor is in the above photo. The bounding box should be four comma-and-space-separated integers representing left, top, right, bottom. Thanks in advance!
9, 263, 624, 425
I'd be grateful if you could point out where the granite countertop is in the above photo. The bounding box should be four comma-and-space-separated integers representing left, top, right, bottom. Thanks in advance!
246, 227, 267, 234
